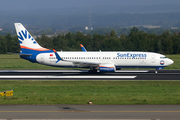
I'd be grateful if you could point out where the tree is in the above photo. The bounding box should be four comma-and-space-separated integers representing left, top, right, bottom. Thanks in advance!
160, 30, 174, 54
110, 30, 117, 38
5, 33, 13, 52
0, 35, 7, 53
38, 34, 53, 49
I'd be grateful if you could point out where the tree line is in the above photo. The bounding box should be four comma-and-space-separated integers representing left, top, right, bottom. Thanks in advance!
0, 27, 180, 54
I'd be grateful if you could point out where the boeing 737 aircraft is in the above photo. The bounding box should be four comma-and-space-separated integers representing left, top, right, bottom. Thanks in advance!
14, 23, 174, 73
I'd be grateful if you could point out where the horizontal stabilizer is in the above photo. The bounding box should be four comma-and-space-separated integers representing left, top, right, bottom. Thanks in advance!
7, 52, 32, 56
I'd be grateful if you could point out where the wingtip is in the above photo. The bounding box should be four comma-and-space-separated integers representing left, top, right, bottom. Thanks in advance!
80, 44, 83, 47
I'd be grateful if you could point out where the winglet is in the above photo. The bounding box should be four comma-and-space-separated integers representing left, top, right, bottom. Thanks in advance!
80, 44, 87, 52
52, 49, 57, 53
52, 49, 62, 63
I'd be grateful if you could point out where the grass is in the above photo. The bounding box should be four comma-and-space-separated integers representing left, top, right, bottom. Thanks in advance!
166, 54, 180, 69
0, 54, 179, 105
0, 81, 180, 105
0, 54, 61, 69
0, 54, 179, 69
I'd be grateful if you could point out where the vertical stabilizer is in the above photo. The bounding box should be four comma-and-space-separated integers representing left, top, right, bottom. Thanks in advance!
14, 23, 49, 52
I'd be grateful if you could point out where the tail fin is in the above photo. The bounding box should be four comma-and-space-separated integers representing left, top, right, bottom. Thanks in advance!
14, 23, 50, 53
80, 44, 87, 52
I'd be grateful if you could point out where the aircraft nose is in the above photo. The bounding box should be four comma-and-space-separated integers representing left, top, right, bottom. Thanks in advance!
167, 59, 174, 65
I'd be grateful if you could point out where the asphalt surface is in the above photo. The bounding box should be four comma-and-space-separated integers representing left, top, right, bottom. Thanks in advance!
0, 70, 180, 119
0, 105, 180, 119
0, 69, 179, 80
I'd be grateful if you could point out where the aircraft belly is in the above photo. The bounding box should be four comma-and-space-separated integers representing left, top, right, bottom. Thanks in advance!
57, 61, 74, 67
115, 59, 142, 66
115, 59, 153, 67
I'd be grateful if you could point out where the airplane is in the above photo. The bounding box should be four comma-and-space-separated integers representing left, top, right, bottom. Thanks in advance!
14, 23, 174, 73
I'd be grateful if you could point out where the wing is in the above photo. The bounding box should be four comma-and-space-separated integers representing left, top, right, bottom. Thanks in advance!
52, 49, 99, 67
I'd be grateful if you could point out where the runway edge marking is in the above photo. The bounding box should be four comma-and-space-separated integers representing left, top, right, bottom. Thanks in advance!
0, 76, 137, 79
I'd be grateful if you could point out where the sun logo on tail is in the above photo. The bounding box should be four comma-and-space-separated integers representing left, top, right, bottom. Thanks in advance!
18, 30, 37, 44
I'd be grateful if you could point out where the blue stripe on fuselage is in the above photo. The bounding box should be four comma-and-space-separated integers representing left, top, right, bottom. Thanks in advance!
20, 48, 53, 63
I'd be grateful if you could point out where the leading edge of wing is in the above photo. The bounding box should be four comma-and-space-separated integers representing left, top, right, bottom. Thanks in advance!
52, 49, 100, 66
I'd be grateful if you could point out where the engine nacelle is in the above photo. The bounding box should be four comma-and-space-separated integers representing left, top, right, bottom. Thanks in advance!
99, 64, 116, 72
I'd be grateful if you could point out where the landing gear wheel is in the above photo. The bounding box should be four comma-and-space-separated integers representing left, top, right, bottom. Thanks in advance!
155, 68, 158, 73
88, 69, 97, 74
93, 69, 97, 73
88, 70, 93, 74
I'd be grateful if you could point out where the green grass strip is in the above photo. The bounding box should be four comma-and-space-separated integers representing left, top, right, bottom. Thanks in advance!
0, 81, 180, 105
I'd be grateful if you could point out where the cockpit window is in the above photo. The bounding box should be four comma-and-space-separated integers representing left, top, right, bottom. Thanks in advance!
160, 57, 167, 59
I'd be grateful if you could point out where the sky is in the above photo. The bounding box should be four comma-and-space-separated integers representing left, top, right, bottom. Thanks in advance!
0, 0, 180, 30
1, 0, 180, 11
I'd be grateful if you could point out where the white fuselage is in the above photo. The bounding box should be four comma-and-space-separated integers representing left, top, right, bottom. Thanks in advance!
35, 51, 174, 69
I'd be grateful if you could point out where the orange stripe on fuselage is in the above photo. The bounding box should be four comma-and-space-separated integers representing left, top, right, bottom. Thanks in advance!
20, 46, 50, 51
99, 66, 114, 68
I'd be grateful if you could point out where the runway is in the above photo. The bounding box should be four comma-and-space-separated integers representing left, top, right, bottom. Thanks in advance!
0, 105, 180, 119
0, 70, 179, 119
0, 69, 179, 80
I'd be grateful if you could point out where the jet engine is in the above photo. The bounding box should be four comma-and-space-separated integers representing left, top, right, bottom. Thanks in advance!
99, 64, 116, 72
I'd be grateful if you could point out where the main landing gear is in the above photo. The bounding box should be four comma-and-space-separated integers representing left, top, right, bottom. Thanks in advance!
88, 68, 97, 74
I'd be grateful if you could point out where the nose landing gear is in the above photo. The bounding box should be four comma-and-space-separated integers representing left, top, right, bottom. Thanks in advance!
155, 67, 164, 73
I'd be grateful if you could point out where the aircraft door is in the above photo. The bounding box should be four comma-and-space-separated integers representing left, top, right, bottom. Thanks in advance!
151, 55, 156, 63
140, 58, 146, 64
40, 55, 44, 63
